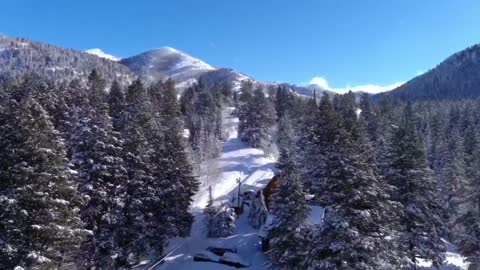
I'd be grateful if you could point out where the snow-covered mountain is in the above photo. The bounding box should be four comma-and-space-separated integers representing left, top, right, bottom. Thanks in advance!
85, 48, 120, 61
120, 46, 317, 95
0, 34, 338, 97
121, 47, 216, 89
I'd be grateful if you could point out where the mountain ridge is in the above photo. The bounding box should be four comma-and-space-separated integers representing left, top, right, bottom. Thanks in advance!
376, 43, 480, 101
2, 33, 479, 101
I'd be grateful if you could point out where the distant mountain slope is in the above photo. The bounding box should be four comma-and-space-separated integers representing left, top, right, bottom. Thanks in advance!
376, 44, 480, 101
0, 35, 134, 84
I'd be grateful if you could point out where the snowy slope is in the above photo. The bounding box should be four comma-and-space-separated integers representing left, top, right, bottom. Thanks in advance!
155, 107, 276, 270
85, 48, 120, 61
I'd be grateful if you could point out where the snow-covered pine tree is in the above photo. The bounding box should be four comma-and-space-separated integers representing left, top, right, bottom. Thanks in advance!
182, 81, 222, 164
0, 96, 85, 269
267, 121, 310, 270
437, 127, 467, 230
305, 94, 343, 198
70, 100, 127, 268
116, 79, 154, 266
216, 206, 236, 237
158, 79, 199, 237
144, 80, 183, 251
457, 124, 480, 270
456, 209, 480, 270
87, 69, 108, 111
307, 96, 402, 270
276, 113, 297, 170
248, 86, 276, 149
238, 80, 254, 141
275, 86, 295, 120
296, 94, 322, 193
108, 80, 125, 132
358, 94, 395, 179
388, 103, 446, 269
248, 191, 269, 229
359, 93, 380, 144
204, 186, 217, 237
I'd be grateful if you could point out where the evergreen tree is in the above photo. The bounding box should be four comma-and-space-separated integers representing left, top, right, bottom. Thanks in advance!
308, 98, 402, 270
437, 128, 467, 229
388, 103, 446, 269
204, 186, 217, 237
304, 94, 343, 197
107, 80, 125, 132
359, 93, 383, 147
116, 79, 154, 266
70, 105, 127, 268
275, 86, 295, 120
0, 97, 84, 269
457, 123, 480, 270
158, 79, 199, 236
249, 87, 276, 149
267, 129, 310, 270
296, 95, 321, 192
87, 69, 107, 111
238, 81, 254, 140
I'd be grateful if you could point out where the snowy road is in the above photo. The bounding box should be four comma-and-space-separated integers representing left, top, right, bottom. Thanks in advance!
155, 108, 276, 270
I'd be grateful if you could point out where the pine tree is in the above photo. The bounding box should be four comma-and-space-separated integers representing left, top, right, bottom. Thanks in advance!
275, 86, 295, 120
249, 87, 275, 149
107, 80, 125, 132
359, 93, 379, 144
457, 124, 480, 270
388, 103, 446, 269
308, 97, 402, 270
267, 130, 310, 270
158, 79, 199, 237
437, 128, 467, 228
204, 186, 217, 237
296, 95, 321, 192
238, 81, 254, 140
116, 79, 154, 265
277, 113, 297, 170
70, 104, 127, 268
0, 97, 85, 269
305, 94, 343, 197
87, 69, 107, 111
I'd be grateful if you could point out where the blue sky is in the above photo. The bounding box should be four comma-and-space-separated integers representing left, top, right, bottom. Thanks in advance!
1, 0, 479, 92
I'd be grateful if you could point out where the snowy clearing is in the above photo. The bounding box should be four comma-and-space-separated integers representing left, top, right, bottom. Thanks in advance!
155, 108, 275, 270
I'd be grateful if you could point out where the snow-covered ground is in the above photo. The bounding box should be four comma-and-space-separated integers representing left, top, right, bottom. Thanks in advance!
418, 240, 468, 270
155, 107, 275, 270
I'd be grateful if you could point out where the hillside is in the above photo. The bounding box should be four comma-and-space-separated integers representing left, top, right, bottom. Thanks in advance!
0, 35, 134, 84
376, 44, 480, 101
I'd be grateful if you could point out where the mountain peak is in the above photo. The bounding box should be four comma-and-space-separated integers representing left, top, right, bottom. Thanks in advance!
85, 48, 120, 61
121, 46, 215, 87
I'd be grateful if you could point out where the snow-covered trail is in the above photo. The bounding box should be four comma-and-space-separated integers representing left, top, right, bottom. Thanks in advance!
156, 108, 276, 270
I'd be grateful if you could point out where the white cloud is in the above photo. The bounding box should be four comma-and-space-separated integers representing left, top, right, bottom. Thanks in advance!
308, 76, 404, 94
309, 77, 330, 90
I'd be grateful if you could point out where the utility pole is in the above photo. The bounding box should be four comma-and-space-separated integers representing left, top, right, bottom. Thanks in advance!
236, 176, 241, 208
